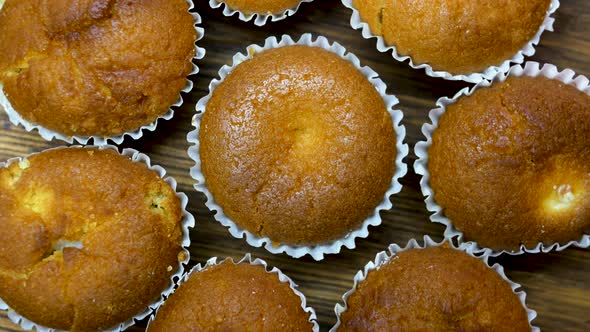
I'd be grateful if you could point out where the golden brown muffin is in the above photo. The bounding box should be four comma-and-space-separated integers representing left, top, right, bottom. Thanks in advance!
220, 0, 302, 15
338, 246, 530, 331
352, 0, 551, 75
148, 260, 315, 331
0, 148, 184, 331
200, 45, 396, 246
429, 76, 590, 251
0, 0, 196, 137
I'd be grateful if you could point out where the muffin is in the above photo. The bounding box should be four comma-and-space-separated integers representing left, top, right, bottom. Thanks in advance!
0, 0, 196, 137
337, 245, 531, 331
0, 147, 186, 331
199, 44, 397, 247
219, 0, 303, 15
211, 0, 311, 25
148, 258, 316, 331
350, 0, 552, 76
428, 75, 590, 251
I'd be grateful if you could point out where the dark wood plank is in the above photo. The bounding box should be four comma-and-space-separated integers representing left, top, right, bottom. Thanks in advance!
0, 1, 589, 331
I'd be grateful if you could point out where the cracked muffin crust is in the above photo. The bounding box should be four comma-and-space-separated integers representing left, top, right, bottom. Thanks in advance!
0, 148, 184, 331
352, 0, 551, 75
429, 76, 590, 251
148, 260, 314, 331
219, 0, 303, 15
199, 45, 396, 246
338, 246, 530, 331
0, 0, 196, 137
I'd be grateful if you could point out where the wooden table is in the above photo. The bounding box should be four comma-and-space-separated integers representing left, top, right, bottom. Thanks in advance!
1, 1, 589, 331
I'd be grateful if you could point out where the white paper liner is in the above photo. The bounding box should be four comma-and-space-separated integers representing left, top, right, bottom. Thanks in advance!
341, 0, 560, 84
331, 236, 539, 332
0, 145, 195, 332
187, 33, 409, 260
209, 0, 313, 26
146, 254, 319, 331
415, 61, 590, 257
0, 0, 205, 145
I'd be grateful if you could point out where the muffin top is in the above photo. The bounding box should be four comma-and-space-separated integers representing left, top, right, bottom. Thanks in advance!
352, 0, 551, 75
200, 45, 396, 246
148, 260, 315, 331
0, 0, 196, 136
0, 148, 184, 331
338, 246, 530, 331
220, 0, 303, 15
429, 76, 590, 251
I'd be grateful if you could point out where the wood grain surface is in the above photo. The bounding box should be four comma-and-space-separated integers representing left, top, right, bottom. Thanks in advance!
1, 1, 589, 331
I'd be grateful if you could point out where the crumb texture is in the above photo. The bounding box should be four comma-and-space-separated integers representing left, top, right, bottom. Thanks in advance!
429, 76, 590, 250
0, 0, 196, 136
148, 261, 314, 331
220, 0, 303, 15
0, 148, 183, 331
200, 45, 396, 246
339, 246, 530, 331
352, 0, 551, 74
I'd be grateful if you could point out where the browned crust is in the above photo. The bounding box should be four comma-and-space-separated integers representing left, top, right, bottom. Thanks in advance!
429, 76, 590, 250
200, 45, 396, 246
339, 246, 530, 331
0, 148, 184, 331
352, 0, 551, 74
0, 0, 196, 136
221, 0, 303, 15
148, 260, 314, 331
